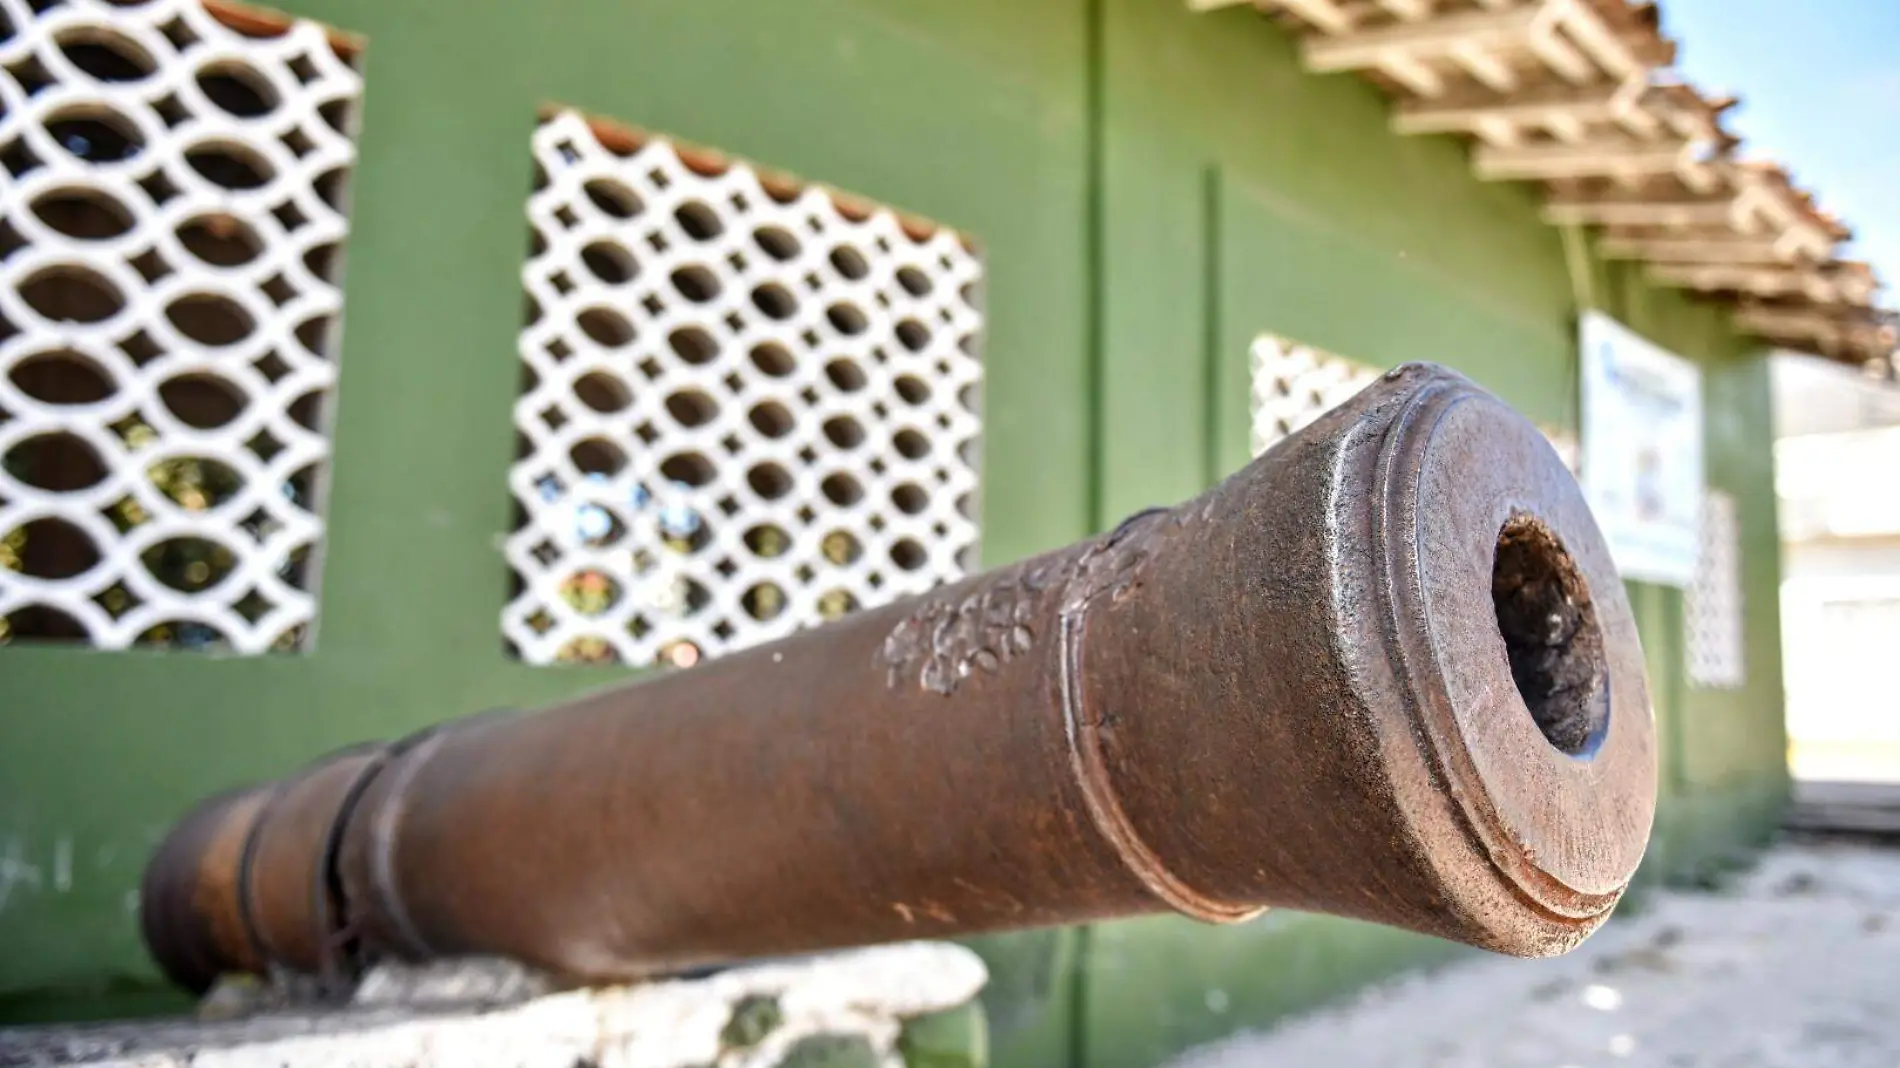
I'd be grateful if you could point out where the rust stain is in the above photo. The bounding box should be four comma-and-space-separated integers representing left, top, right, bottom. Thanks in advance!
138, 364, 1658, 992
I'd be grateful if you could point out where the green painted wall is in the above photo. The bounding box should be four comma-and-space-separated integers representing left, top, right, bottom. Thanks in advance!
0, 4, 1092, 1061
1073, 2, 1789, 1066
0, 0, 1789, 1064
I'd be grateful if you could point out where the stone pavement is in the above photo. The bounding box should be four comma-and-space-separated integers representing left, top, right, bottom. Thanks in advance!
1168, 838, 1900, 1068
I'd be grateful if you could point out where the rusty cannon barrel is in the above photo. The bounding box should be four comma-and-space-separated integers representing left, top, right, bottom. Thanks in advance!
140, 363, 1657, 994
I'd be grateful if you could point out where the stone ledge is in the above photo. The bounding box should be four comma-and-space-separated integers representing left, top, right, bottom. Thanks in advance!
0, 943, 988, 1068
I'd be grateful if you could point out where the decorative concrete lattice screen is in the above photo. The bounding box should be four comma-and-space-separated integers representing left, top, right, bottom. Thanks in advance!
1249, 334, 1380, 456
1686, 488, 1746, 689
1249, 334, 1583, 474
0, 0, 361, 652
505, 111, 985, 667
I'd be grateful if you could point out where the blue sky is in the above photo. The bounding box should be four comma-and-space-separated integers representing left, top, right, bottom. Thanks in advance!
1660, 1, 1900, 293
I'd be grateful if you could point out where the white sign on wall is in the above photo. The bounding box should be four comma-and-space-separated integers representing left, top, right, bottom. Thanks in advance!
1579, 311, 1704, 587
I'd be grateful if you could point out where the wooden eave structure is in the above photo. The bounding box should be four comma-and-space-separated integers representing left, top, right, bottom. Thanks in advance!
1188, 0, 1898, 375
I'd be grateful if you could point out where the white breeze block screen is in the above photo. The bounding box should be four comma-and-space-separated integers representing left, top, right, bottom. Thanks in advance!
0, 0, 361, 652
1249, 334, 1583, 474
1686, 488, 1746, 689
505, 111, 985, 667
1249, 334, 1380, 456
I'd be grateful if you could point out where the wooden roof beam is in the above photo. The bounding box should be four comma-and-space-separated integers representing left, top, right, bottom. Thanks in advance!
1643, 84, 1738, 146
1739, 312, 1844, 350
1649, 263, 1879, 306
1548, 0, 1645, 79
1393, 78, 1644, 138
1526, 23, 1598, 84
1450, 42, 1520, 93
1264, 0, 1356, 33
1540, 191, 1740, 229
1729, 176, 1840, 260
1303, 2, 1553, 83
1774, 221, 1836, 263
1614, 214, 1836, 261
1735, 307, 1898, 359
1473, 138, 1691, 181
1716, 182, 1836, 245
1381, 54, 1449, 95
1597, 234, 1796, 265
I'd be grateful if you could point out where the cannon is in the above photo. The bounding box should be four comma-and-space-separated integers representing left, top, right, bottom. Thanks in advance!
140, 363, 1657, 994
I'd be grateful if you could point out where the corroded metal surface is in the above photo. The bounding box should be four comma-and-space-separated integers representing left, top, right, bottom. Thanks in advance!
139, 363, 1657, 993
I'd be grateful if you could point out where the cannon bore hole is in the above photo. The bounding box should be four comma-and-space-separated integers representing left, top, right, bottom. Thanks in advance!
1491, 514, 1608, 757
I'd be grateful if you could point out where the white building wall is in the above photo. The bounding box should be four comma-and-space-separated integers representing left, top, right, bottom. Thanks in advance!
1775, 353, 1900, 782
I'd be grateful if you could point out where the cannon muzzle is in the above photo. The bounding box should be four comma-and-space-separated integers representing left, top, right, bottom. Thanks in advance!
141, 363, 1656, 993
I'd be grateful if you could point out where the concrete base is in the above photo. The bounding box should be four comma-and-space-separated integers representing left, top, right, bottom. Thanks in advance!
0, 943, 989, 1068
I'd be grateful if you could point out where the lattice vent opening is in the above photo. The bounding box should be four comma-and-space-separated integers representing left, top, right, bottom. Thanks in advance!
1686, 488, 1746, 689
1249, 334, 1381, 456
0, 0, 363, 653
1249, 334, 1583, 474
504, 110, 985, 668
